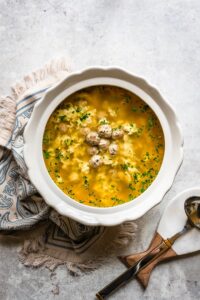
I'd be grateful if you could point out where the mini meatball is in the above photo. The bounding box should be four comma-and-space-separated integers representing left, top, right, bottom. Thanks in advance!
86, 131, 100, 146
109, 143, 118, 155
99, 138, 110, 150
98, 125, 112, 138
87, 146, 99, 155
89, 155, 102, 168
112, 129, 124, 140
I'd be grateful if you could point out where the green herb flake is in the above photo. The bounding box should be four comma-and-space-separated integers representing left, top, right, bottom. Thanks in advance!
43, 150, 51, 159
55, 148, 63, 160
89, 200, 97, 206
76, 107, 82, 113
155, 143, 164, 153
83, 176, 89, 188
128, 183, 136, 191
111, 197, 124, 204
140, 104, 149, 112
64, 139, 73, 146
123, 94, 131, 103
153, 156, 160, 162
80, 112, 90, 121
147, 116, 155, 130
43, 134, 50, 145
128, 194, 133, 200
133, 173, 139, 183
131, 106, 138, 112
121, 164, 129, 171
99, 119, 108, 125
68, 189, 75, 197
59, 115, 67, 122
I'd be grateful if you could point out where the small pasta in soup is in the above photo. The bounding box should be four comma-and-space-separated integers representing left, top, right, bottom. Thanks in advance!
43, 85, 164, 207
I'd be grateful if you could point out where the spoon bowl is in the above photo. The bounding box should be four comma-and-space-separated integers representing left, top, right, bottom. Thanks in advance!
184, 196, 200, 230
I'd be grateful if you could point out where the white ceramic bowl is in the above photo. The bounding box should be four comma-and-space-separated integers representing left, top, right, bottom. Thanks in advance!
24, 67, 183, 226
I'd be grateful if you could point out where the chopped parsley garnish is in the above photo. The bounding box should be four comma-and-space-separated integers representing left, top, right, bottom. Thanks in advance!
76, 107, 82, 113
131, 106, 138, 112
153, 156, 160, 162
123, 94, 131, 103
133, 173, 139, 183
43, 150, 51, 159
99, 119, 108, 125
111, 197, 124, 204
147, 116, 155, 130
121, 163, 129, 171
59, 115, 67, 122
64, 139, 73, 146
83, 176, 89, 188
88, 191, 95, 197
128, 183, 136, 191
140, 104, 149, 112
43, 134, 50, 144
155, 143, 164, 153
68, 189, 75, 197
80, 112, 90, 121
55, 148, 63, 160
134, 126, 143, 137
89, 199, 98, 206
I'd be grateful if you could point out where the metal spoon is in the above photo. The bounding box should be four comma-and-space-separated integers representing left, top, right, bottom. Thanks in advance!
96, 196, 200, 300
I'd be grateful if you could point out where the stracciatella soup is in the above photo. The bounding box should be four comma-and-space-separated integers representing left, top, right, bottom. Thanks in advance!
43, 86, 164, 207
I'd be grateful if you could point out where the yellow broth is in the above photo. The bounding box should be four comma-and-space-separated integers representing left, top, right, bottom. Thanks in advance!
43, 86, 164, 207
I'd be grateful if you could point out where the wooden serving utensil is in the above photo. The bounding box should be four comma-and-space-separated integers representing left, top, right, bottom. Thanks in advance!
119, 232, 177, 288
120, 195, 200, 288
96, 195, 200, 299
96, 232, 178, 300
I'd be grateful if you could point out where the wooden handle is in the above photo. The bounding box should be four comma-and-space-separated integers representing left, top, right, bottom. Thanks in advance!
119, 233, 177, 288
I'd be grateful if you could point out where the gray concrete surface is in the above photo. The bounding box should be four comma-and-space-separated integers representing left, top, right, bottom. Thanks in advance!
0, 0, 200, 299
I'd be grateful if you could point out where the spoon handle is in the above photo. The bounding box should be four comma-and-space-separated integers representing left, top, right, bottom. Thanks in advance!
96, 221, 193, 299
120, 233, 177, 288
96, 240, 170, 299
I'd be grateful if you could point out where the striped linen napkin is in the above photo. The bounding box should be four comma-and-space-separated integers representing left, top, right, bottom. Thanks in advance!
0, 58, 136, 272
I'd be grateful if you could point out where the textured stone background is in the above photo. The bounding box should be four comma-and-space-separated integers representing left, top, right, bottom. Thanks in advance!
0, 0, 200, 299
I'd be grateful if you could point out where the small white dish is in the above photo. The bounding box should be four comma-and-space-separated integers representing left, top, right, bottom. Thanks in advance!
24, 67, 183, 226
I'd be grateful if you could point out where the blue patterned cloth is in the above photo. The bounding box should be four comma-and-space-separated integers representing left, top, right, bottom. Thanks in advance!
0, 60, 135, 269
0, 86, 51, 229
